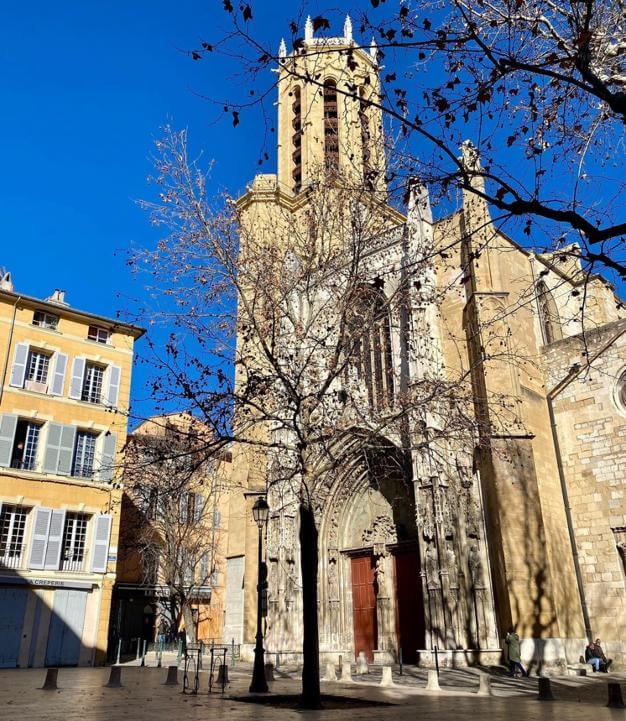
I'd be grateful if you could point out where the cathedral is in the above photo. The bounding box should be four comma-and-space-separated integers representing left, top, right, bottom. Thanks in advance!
223, 18, 626, 671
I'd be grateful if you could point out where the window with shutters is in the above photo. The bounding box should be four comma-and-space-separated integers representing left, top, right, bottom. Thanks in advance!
10, 419, 41, 471
25, 349, 51, 391
61, 512, 89, 571
81, 362, 104, 403
324, 79, 339, 173
200, 552, 210, 583
0, 505, 29, 569
72, 431, 97, 479
32, 310, 59, 330
87, 325, 111, 344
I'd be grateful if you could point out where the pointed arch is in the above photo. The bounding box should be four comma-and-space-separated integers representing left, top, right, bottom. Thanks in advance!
347, 285, 394, 408
323, 79, 339, 173
536, 281, 562, 344
292, 86, 302, 193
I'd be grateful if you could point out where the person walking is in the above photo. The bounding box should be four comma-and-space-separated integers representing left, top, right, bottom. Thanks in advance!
505, 627, 528, 677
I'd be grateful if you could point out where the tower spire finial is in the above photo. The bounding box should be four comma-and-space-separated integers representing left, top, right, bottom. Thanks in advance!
279, 38, 287, 58
370, 36, 378, 62
343, 15, 353, 41
304, 15, 314, 42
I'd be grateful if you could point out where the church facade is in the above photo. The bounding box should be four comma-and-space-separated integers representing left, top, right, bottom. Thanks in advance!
223, 19, 626, 671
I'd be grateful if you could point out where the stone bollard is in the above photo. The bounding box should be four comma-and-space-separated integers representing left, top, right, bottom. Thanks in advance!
104, 666, 122, 688
41, 668, 59, 691
477, 672, 492, 697
322, 662, 336, 682
380, 666, 395, 687
425, 669, 441, 692
163, 665, 179, 686
537, 677, 554, 701
607, 682, 625, 709
356, 652, 368, 675
340, 662, 353, 683
217, 664, 230, 686
263, 663, 273, 682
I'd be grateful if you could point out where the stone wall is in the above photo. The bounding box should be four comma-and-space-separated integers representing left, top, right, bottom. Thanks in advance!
544, 319, 626, 667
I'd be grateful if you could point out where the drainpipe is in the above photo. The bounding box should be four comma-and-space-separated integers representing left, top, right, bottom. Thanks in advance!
0, 295, 22, 405
546, 321, 626, 644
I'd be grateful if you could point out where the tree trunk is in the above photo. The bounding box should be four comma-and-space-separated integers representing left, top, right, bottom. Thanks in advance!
182, 602, 197, 644
299, 501, 321, 709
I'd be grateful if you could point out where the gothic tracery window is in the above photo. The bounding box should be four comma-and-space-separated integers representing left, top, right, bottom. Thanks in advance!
323, 79, 339, 173
347, 285, 394, 409
536, 281, 562, 344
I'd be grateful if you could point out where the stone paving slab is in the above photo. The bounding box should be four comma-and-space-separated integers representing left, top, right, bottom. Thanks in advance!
0, 667, 623, 721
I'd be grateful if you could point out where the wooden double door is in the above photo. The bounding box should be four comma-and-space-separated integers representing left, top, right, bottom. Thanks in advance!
350, 549, 425, 663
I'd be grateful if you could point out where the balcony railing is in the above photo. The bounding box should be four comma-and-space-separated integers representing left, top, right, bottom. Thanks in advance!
61, 558, 84, 572
0, 553, 23, 569
10, 458, 36, 471
72, 464, 95, 480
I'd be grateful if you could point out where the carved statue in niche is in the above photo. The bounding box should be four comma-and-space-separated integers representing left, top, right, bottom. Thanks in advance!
424, 543, 440, 590
374, 554, 388, 598
328, 551, 339, 602
417, 484, 435, 542
445, 539, 459, 589
285, 560, 298, 609
468, 543, 484, 588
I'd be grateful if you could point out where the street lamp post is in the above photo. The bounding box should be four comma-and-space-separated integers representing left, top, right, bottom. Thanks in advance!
249, 496, 270, 693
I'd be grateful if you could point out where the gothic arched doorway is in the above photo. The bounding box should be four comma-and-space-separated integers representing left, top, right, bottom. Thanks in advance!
318, 433, 425, 664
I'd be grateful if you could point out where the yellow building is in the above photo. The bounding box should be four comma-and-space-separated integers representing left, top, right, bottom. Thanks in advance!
0, 269, 143, 667
112, 415, 231, 654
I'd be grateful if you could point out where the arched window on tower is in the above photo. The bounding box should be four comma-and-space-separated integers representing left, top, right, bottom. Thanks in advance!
359, 88, 373, 188
323, 79, 339, 173
536, 281, 562, 344
346, 285, 394, 409
292, 86, 302, 194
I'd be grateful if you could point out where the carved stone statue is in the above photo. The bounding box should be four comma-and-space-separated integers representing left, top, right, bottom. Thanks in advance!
424, 543, 440, 589
374, 555, 388, 598
468, 543, 484, 588
328, 557, 339, 602
445, 541, 459, 588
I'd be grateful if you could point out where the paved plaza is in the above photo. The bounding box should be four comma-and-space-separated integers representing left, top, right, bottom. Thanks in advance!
0, 664, 624, 721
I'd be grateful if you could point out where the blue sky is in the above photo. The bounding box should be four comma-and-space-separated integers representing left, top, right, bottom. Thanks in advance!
2, 1, 623, 416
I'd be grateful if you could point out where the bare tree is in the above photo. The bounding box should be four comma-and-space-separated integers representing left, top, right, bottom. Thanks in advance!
190, 1, 626, 281
127, 126, 531, 707
120, 415, 227, 643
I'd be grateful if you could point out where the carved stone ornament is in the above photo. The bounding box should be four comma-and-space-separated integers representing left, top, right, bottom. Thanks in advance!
362, 515, 397, 547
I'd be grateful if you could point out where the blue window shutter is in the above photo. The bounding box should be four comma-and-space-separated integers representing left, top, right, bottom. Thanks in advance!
98, 432, 117, 482
57, 425, 76, 476
43, 422, 63, 474
43, 509, 66, 570
0, 414, 18, 468
9, 342, 29, 387
179, 494, 188, 523
49, 352, 68, 396
28, 507, 52, 570
194, 494, 203, 522
90, 514, 112, 573
104, 365, 121, 408
69, 357, 86, 399
213, 507, 221, 528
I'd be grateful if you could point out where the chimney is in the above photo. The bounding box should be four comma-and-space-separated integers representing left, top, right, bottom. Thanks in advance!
46, 289, 69, 306
0, 268, 13, 292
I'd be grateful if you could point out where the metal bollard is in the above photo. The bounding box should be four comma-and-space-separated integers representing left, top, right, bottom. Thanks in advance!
115, 639, 122, 665
140, 640, 147, 667
135, 638, 141, 661
477, 672, 492, 697
607, 682, 625, 709
425, 669, 441, 691
537, 677, 555, 701
163, 665, 179, 686
41, 668, 58, 691
105, 666, 122, 688
217, 664, 229, 686
264, 662, 274, 682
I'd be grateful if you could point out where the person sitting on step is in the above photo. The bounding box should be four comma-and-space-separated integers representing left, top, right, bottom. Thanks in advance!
585, 639, 613, 673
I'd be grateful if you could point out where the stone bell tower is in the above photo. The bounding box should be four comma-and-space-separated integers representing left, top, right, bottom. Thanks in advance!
276, 16, 387, 196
